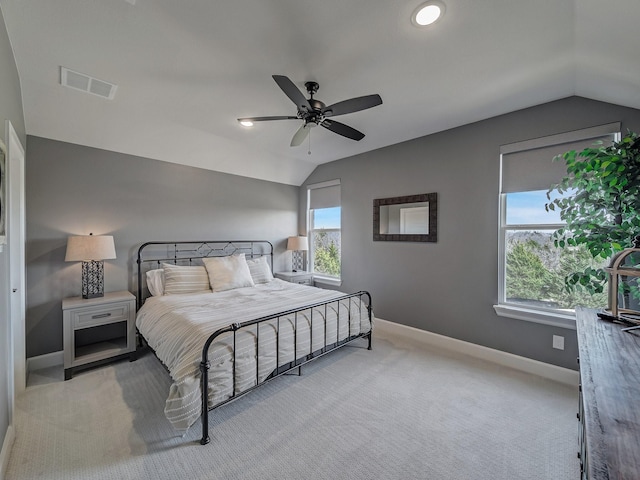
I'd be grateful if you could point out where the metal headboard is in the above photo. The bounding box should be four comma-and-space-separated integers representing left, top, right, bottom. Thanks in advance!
136, 240, 274, 309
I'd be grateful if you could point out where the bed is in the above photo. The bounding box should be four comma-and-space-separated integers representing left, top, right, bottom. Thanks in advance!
135, 240, 373, 444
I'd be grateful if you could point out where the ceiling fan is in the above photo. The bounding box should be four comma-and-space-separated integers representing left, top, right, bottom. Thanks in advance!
238, 75, 383, 147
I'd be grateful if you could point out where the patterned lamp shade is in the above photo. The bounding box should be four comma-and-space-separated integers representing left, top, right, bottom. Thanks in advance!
65, 234, 116, 299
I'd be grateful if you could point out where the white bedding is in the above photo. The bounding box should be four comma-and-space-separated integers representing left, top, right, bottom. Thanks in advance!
136, 279, 372, 432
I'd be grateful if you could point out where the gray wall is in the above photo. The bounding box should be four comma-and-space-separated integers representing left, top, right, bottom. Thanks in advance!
302, 96, 640, 370
0, 2, 25, 458
25, 136, 299, 357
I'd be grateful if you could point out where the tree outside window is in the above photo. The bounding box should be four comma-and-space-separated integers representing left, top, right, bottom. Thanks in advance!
504, 191, 607, 310
309, 207, 340, 279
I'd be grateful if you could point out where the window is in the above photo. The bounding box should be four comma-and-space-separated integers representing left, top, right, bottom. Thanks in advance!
496, 123, 620, 326
503, 190, 608, 310
307, 180, 341, 282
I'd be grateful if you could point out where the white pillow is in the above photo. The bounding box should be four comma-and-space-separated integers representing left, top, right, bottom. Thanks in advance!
203, 254, 255, 292
246, 256, 274, 284
162, 263, 211, 295
146, 268, 165, 296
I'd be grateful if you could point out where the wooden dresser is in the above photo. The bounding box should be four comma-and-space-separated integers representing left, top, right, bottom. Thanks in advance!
576, 307, 640, 479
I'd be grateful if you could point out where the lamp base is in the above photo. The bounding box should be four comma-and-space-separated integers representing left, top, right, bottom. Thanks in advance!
292, 250, 306, 272
83, 292, 104, 299
81, 260, 105, 299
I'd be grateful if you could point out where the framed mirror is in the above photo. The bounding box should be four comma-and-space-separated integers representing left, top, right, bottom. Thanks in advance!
373, 193, 437, 242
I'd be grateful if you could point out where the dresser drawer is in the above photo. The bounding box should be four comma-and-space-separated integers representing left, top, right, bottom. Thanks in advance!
71, 302, 131, 329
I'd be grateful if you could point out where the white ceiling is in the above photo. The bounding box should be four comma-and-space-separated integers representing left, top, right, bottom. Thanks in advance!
2, 0, 639, 186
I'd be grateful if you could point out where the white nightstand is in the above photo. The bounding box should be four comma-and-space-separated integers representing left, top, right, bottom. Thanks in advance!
275, 271, 314, 286
63, 290, 136, 380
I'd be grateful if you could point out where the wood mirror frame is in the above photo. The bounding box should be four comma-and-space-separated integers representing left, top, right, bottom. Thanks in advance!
373, 192, 437, 242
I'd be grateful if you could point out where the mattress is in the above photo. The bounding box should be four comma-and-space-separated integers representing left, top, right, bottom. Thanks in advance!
135, 279, 372, 432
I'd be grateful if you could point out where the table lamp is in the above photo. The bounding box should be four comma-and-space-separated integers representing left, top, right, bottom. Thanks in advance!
287, 236, 309, 272
65, 233, 116, 298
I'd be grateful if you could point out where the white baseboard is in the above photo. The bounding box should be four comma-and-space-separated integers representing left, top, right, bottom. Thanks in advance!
0, 425, 15, 480
24, 328, 579, 385
374, 318, 579, 386
26, 350, 63, 374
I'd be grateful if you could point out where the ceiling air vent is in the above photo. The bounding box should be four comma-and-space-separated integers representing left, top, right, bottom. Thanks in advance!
60, 67, 118, 100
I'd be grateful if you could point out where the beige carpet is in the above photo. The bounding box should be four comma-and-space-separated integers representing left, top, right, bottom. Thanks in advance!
6, 329, 579, 480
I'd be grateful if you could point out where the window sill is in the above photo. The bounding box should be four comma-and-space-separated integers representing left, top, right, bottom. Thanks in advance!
493, 304, 576, 330
313, 276, 342, 287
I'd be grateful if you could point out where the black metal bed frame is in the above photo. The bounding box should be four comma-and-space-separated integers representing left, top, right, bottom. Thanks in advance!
136, 240, 373, 445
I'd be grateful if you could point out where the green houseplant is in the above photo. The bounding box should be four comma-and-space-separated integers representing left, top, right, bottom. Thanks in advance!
545, 131, 640, 299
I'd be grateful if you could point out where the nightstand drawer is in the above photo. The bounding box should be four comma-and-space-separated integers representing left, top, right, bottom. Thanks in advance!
275, 271, 313, 285
72, 302, 130, 329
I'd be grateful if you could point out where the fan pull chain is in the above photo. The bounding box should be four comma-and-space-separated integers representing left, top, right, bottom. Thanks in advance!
308, 128, 312, 155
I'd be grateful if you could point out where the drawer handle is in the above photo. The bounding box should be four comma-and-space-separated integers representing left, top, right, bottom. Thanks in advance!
92, 313, 112, 319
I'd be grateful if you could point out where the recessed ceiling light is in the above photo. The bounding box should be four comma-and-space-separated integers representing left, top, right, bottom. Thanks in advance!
412, 1, 445, 27
238, 119, 254, 127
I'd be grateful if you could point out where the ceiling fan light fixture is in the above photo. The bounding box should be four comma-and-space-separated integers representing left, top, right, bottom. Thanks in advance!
240, 75, 382, 145
412, 1, 445, 27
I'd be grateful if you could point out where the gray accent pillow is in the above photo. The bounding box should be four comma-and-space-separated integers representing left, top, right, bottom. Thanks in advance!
161, 263, 211, 295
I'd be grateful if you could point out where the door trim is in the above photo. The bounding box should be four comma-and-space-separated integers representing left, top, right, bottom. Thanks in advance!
6, 120, 26, 398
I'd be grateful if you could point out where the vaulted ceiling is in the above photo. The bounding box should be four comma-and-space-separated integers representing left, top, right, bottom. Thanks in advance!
2, 0, 639, 185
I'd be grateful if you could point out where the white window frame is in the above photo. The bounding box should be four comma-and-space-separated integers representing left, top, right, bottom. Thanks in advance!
495, 196, 576, 329
307, 179, 342, 286
495, 123, 621, 330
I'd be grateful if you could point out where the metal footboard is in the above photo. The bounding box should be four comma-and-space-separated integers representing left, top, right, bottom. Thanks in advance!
198, 291, 373, 445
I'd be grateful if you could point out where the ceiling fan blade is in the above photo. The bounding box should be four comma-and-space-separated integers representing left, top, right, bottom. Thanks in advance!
322, 94, 382, 117
238, 116, 298, 123
290, 124, 310, 147
321, 119, 365, 141
272, 75, 312, 112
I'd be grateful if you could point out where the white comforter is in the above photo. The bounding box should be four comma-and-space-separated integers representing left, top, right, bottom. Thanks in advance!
136, 279, 372, 432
